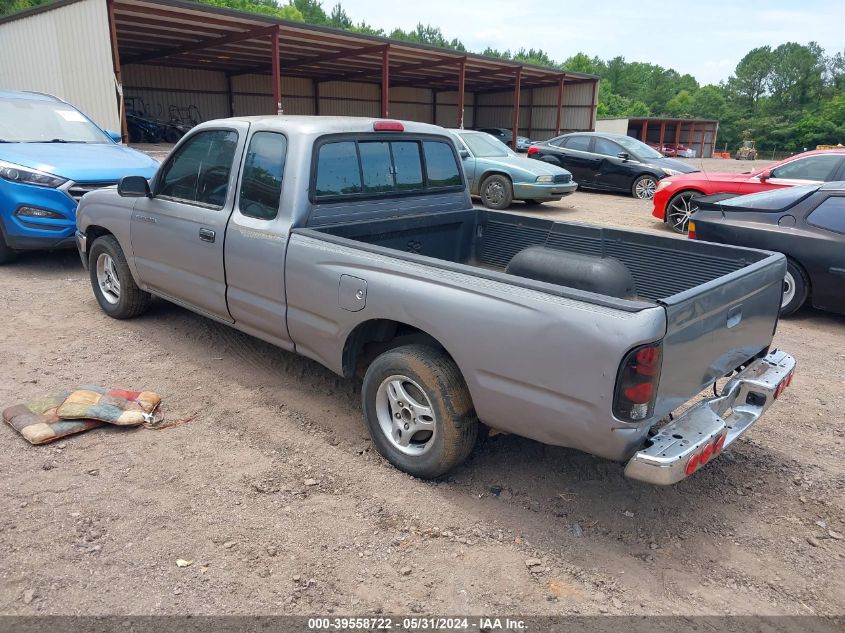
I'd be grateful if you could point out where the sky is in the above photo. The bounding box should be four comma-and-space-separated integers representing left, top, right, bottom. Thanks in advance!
336, 0, 845, 85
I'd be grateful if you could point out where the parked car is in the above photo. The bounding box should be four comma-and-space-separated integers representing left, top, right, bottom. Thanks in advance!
476, 127, 533, 152
76, 116, 794, 485
448, 129, 576, 209
0, 91, 159, 264
527, 132, 697, 200
689, 183, 845, 316
648, 142, 694, 158
652, 149, 845, 233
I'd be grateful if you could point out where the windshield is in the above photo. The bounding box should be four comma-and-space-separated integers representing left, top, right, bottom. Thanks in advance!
0, 97, 111, 143
614, 136, 663, 160
459, 133, 514, 158
719, 184, 820, 211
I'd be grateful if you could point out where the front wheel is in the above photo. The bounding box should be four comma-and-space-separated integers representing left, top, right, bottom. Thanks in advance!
361, 345, 479, 479
88, 235, 152, 319
632, 175, 658, 200
479, 174, 514, 210
666, 190, 699, 233
780, 260, 808, 316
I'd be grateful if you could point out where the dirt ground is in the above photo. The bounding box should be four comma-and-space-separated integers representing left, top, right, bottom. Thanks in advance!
0, 152, 843, 617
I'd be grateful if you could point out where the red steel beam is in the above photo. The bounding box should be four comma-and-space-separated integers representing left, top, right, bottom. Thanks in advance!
271, 26, 281, 114
659, 121, 666, 148
457, 58, 466, 128
641, 119, 648, 142
589, 80, 597, 130
381, 45, 390, 118
511, 67, 522, 150
123, 24, 279, 65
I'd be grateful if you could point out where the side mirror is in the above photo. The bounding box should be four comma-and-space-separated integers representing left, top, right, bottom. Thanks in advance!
459, 149, 469, 160
117, 176, 151, 197
105, 129, 122, 143
617, 152, 629, 161
758, 169, 772, 182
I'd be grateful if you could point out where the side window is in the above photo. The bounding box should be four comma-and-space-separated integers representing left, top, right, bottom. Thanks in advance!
315, 141, 362, 197
238, 131, 287, 220
593, 137, 623, 157
158, 130, 238, 208
422, 141, 461, 188
564, 135, 591, 152
807, 196, 845, 234
771, 155, 842, 181
550, 137, 567, 148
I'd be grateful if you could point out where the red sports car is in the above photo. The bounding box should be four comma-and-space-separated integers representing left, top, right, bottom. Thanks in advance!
652, 149, 845, 232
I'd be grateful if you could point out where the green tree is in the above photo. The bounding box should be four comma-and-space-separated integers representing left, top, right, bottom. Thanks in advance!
726, 46, 773, 112
665, 89, 694, 117
289, 0, 327, 24
327, 3, 352, 29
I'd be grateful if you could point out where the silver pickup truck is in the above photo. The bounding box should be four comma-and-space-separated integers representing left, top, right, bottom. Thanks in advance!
75, 116, 795, 484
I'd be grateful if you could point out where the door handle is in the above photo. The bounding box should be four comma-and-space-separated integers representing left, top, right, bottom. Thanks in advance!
198, 228, 216, 243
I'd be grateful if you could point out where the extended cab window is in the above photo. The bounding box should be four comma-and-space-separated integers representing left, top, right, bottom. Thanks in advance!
158, 130, 238, 208
239, 132, 287, 220
313, 137, 455, 201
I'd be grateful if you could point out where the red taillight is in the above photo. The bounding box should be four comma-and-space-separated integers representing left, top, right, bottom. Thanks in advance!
527, 146, 539, 155
685, 451, 701, 476
699, 441, 714, 466
614, 343, 662, 422
785, 370, 794, 387
373, 120, 404, 132
713, 433, 726, 455
774, 381, 785, 399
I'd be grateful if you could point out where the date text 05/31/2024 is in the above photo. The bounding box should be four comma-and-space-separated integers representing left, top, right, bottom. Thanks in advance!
307, 617, 527, 630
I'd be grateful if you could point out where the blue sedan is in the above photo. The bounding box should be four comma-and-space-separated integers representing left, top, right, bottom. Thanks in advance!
449, 130, 577, 209
0, 91, 159, 263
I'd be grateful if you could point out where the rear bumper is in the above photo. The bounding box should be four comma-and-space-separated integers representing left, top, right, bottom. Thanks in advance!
624, 349, 795, 485
513, 181, 578, 200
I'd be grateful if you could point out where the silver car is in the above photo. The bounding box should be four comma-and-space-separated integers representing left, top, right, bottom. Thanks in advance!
449, 129, 577, 209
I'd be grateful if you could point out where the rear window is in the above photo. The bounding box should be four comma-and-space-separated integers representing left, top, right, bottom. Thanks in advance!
718, 184, 820, 211
313, 136, 461, 201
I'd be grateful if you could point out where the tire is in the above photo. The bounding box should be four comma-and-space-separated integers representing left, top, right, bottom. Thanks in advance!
479, 174, 514, 210
0, 227, 18, 265
632, 174, 658, 200
163, 127, 182, 143
780, 260, 808, 316
665, 190, 700, 234
361, 344, 479, 479
88, 235, 151, 319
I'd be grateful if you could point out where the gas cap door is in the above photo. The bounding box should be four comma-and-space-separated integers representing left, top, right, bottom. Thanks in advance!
339, 274, 367, 312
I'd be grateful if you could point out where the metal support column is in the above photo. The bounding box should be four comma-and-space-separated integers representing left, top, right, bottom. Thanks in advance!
457, 58, 466, 128
641, 119, 648, 142
511, 67, 522, 150
271, 25, 282, 115
381, 45, 390, 118
106, 0, 128, 142
659, 121, 666, 148
313, 79, 320, 116
555, 75, 565, 136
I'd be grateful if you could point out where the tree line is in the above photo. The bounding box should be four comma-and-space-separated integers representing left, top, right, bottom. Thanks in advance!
3, 0, 843, 152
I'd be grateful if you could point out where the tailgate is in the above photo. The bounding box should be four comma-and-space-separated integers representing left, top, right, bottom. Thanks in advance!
655, 251, 785, 416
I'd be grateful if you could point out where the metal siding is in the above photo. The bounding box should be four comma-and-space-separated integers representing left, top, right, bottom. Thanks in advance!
596, 118, 630, 135
318, 81, 379, 117
123, 65, 229, 121
0, 0, 118, 129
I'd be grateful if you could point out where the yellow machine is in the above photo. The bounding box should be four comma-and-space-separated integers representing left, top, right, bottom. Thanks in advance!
816, 144, 844, 150
735, 140, 757, 160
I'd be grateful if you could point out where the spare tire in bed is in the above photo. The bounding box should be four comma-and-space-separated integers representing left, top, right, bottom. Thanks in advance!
505, 246, 636, 299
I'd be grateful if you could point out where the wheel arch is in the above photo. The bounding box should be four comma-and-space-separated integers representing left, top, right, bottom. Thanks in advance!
663, 187, 707, 221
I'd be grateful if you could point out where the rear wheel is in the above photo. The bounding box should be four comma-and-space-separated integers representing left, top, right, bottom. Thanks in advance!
666, 190, 699, 233
632, 174, 658, 200
479, 174, 514, 210
361, 345, 478, 479
88, 235, 152, 319
780, 260, 808, 316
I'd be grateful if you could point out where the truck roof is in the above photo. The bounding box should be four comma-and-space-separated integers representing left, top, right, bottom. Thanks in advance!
198, 115, 450, 137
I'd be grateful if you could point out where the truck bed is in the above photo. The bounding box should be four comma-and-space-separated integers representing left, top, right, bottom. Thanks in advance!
297, 206, 786, 419
308, 208, 770, 304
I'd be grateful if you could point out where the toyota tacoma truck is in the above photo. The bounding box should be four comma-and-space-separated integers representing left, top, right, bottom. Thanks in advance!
75, 116, 795, 484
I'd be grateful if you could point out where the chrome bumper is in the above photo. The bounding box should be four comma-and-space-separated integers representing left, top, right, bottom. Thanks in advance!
625, 349, 795, 485
75, 230, 88, 270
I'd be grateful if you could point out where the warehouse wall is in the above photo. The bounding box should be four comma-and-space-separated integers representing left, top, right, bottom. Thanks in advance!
596, 118, 629, 135
475, 80, 596, 139
0, 0, 119, 130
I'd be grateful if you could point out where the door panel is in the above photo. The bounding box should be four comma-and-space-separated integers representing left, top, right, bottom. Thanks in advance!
130, 125, 248, 321
591, 137, 632, 191
801, 196, 845, 311
224, 130, 294, 349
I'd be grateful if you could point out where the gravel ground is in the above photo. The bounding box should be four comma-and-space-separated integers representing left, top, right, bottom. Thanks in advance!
1, 151, 843, 617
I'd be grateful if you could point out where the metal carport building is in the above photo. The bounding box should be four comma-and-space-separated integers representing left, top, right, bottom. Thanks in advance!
0, 0, 599, 145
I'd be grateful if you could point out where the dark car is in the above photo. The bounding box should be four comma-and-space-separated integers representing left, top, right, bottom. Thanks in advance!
527, 132, 698, 200
689, 182, 845, 316
476, 127, 533, 152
